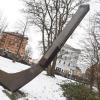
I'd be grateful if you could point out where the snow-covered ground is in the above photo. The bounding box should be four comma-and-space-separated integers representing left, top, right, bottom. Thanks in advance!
0, 56, 72, 100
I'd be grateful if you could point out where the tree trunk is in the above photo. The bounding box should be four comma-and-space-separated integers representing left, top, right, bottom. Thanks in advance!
89, 66, 95, 91
96, 64, 100, 97
47, 56, 57, 77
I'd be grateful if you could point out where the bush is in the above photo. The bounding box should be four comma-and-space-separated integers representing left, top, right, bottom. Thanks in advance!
61, 83, 99, 100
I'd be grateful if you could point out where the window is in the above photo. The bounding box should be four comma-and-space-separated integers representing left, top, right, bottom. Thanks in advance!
65, 56, 67, 60
59, 60, 61, 63
64, 61, 65, 65
8, 41, 15, 45
66, 51, 68, 54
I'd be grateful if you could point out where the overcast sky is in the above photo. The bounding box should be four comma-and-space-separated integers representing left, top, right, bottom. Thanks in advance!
0, 0, 100, 59
0, 0, 23, 30
0, 0, 42, 59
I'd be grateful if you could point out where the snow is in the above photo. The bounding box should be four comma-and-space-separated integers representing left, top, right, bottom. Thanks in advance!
0, 56, 30, 73
0, 56, 72, 100
0, 86, 10, 100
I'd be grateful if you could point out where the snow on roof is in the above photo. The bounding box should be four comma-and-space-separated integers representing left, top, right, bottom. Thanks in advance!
64, 44, 81, 52
0, 56, 30, 73
2, 32, 28, 40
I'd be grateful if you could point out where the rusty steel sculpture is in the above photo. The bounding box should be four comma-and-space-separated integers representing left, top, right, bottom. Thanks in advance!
0, 5, 89, 92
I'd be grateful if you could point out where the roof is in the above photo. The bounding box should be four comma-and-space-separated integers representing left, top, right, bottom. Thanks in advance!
2, 32, 28, 40
63, 44, 81, 53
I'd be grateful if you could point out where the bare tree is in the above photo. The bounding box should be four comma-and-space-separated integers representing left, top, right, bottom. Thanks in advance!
15, 17, 29, 60
95, 12, 100, 96
0, 14, 8, 50
81, 14, 100, 93
23, 0, 89, 76
0, 14, 7, 33
24, 46, 32, 60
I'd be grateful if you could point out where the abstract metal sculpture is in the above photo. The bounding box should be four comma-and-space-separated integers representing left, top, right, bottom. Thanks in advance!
0, 5, 89, 92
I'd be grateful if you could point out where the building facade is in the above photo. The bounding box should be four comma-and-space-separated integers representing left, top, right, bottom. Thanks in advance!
56, 44, 81, 77
0, 32, 28, 57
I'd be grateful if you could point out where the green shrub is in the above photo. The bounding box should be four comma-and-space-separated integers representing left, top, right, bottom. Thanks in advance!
2, 90, 28, 100
61, 83, 99, 100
